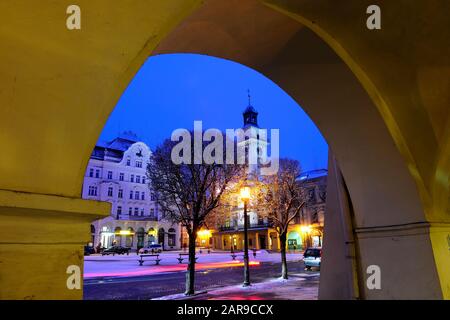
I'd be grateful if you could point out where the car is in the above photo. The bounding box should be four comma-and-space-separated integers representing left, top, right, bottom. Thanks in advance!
101, 246, 131, 256
84, 245, 95, 256
303, 247, 322, 270
139, 244, 163, 254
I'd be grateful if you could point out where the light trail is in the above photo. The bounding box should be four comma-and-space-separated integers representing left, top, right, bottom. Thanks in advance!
84, 260, 261, 279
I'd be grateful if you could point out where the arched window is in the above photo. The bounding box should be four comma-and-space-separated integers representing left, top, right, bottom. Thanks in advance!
168, 228, 176, 247
137, 227, 145, 249
158, 228, 165, 248
113, 227, 122, 246
125, 227, 134, 247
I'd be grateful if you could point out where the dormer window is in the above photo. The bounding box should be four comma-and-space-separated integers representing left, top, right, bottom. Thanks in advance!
126, 158, 131, 166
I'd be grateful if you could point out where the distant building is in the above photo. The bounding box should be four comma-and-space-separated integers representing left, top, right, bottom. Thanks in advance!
83, 131, 180, 251
208, 97, 326, 251
287, 171, 327, 250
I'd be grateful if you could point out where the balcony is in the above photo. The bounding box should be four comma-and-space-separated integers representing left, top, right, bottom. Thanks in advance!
116, 214, 159, 221
218, 221, 271, 232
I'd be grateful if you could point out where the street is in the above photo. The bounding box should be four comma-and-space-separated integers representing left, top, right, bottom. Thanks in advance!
83, 252, 319, 300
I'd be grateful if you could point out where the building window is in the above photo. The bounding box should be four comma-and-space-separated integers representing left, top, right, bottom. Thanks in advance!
88, 186, 97, 196
150, 208, 155, 217
119, 172, 124, 181
142, 177, 146, 184
134, 207, 139, 215
108, 187, 113, 197
126, 158, 131, 166
107, 171, 113, 180
140, 208, 144, 216
136, 161, 142, 168
117, 206, 122, 215
150, 193, 156, 201
136, 175, 141, 183
141, 192, 145, 201
135, 191, 139, 200
95, 169, 100, 178
307, 188, 316, 204
118, 189, 123, 199
129, 191, 133, 199
89, 168, 94, 177
130, 174, 134, 183
128, 207, 132, 215
168, 228, 176, 246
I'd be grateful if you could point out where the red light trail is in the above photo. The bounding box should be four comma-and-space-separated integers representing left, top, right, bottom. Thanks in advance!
84, 260, 261, 279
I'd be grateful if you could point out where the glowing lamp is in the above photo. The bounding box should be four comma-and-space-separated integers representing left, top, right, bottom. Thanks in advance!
300, 225, 312, 234
240, 186, 251, 201
197, 229, 211, 237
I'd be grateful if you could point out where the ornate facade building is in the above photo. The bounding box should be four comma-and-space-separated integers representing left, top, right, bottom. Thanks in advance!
83, 132, 180, 251
208, 101, 326, 252
287, 171, 327, 250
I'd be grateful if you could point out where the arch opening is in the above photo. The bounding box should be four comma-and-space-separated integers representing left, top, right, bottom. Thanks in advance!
0, 0, 447, 300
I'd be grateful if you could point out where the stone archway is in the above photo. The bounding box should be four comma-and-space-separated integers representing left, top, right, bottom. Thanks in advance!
158, 228, 166, 250
136, 227, 146, 251
0, 0, 448, 299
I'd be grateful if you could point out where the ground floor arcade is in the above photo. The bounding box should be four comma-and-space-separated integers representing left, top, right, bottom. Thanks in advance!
208, 224, 323, 252
91, 217, 181, 251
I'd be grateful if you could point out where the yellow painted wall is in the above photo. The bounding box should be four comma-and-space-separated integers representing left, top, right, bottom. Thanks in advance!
0, 0, 448, 299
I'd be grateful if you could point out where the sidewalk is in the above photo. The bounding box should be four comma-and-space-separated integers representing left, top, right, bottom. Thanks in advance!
152, 272, 319, 300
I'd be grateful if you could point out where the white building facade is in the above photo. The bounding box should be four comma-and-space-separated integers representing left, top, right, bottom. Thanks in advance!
83, 132, 180, 251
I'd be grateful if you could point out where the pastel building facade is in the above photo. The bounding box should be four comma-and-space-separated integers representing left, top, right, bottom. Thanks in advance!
82, 132, 180, 251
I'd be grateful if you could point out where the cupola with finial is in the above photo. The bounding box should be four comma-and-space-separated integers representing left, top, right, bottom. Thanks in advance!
243, 89, 258, 128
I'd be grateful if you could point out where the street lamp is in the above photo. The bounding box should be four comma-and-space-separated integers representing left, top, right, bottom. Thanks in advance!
300, 225, 313, 248
240, 185, 251, 287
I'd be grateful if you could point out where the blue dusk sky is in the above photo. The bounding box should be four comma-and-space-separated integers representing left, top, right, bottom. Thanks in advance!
98, 54, 328, 172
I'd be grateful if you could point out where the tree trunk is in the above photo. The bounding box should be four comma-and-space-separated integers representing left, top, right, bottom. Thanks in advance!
185, 230, 197, 295
279, 232, 288, 279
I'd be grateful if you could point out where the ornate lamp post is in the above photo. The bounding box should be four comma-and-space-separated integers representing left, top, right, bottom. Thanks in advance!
240, 185, 251, 286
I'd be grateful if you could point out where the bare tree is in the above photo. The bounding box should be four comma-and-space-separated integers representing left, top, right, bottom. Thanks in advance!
260, 158, 305, 279
147, 136, 243, 295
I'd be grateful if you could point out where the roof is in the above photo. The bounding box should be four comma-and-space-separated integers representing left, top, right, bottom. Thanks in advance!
243, 105, 258, 114
91, 131, 140, 161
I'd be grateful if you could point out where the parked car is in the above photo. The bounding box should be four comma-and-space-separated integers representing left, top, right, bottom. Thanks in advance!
84, 245, 95, 256
303, 247, 322, 270
102, 246, 131, 256
138, 244, 163, 254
